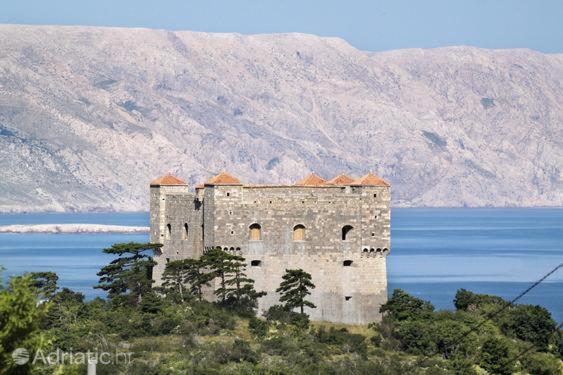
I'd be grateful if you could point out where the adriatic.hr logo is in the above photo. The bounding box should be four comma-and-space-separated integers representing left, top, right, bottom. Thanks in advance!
12, 348, 30, 365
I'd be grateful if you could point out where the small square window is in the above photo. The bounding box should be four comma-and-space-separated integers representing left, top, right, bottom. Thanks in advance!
230, 231, 234, 235
373, 194, 377, 198
371, 232, 375, 237
226, 192, 230, 197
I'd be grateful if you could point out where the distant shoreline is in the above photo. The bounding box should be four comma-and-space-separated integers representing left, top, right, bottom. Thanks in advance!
0, 206, 562, 216
0, 224, 149, 234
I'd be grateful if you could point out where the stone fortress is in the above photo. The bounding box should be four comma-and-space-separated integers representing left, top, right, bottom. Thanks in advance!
150, 171, 391, 324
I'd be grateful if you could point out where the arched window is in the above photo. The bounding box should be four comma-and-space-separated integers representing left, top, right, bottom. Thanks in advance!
166, 224, 171, 240
342, 225, 353, 241
249, 223, 261, 241
182, 223, 189, 240
293, 224, 305, 241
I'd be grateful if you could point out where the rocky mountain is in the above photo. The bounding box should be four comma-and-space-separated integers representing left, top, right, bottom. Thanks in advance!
0, 25, 562, 212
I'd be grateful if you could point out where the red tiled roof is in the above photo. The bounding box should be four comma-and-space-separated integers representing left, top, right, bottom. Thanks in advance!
150, 173, 187, 186
350, 172, 390, 187
295, 173, 326, 186
205, 171, 242, 186
325, 174, 355, 185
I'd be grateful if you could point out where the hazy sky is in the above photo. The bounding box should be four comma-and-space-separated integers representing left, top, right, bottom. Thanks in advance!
2, 0, 562, 52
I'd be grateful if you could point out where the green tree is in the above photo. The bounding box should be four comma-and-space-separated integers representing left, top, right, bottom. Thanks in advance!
0, 275, 52, 374
500, 304, 557, 351
479, 337, 515, 375
276, 269, 316, 314
95, 242, 161, 306
454, 289, 504, 311
380, 289, 434, 321
161, 258, 211, 303
43, 288, 85, 329
202, 248, 265, 313
28, 271, 58, 300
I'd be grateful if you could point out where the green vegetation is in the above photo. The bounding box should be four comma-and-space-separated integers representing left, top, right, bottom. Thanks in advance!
276, 268, 316, 314
0, 243, 561, 374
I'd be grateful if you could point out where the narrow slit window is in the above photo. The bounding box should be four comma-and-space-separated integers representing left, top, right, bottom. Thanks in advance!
166, 224, 171, 240
182, 223, 189, 240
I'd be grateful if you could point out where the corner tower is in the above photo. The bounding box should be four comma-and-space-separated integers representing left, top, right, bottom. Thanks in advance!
149, 173, 190, 283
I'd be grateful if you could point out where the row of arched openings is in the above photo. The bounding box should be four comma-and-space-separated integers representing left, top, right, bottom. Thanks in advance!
362, 247, 388, 253
165, 222, 357, 242
248, 224, 354, 241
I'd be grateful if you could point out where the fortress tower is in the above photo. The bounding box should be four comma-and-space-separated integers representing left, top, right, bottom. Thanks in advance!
149, 171, 391, 324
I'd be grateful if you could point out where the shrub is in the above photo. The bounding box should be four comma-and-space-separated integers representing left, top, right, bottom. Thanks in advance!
264, 304, 309, 328
522, 352, 562, 375
248, 317, 269, 338
453, 289, 504, 311
479, 337, 515, 375
380, 289, 434, 321
314, 327, 368, 357
500, 304, 556, 351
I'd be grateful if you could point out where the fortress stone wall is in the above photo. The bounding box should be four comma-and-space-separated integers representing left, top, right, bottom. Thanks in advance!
149, 172, 390, 324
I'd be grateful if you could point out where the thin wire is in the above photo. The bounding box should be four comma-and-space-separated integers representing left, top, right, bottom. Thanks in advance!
500, 321, 563, 368
422, 263, 562, 360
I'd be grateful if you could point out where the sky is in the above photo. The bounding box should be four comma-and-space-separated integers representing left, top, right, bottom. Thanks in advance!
1, 0, 562, 53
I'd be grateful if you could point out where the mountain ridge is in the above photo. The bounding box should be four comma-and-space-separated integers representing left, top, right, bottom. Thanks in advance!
0, 24, 562, 212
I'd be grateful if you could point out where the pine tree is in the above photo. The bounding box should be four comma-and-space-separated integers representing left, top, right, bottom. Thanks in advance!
201, 247, 266, 312
28, 271, 59, 300
95, 242, 161, 306
276, 269, 316, 314
161, 258, 210, 302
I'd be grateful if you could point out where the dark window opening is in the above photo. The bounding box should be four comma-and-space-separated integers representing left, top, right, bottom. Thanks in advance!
343, 260, 353, 266
362, 248, 368, 253
166, 258, 170, 263
231, 230, 234, 235
345, 296, 352, 301
166, 224, 171, 240
373, 194, 377, 198
251, 260, 262, 267
371, 232, 375, 237
369, 248, 375, 253
383, 248, 389, 252
182, 223, 189, 240
230, 247, 234, 251
342, 225, 354, 241
223, 247, 228, 251
236, 247, 241, 251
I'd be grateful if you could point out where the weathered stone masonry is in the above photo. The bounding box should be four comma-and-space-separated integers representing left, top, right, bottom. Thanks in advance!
150, 171, 391, 324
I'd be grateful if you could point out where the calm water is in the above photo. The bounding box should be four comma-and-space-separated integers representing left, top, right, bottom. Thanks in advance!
0, 209, 561, 321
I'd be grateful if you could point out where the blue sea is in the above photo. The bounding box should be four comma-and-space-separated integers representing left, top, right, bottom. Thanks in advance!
0, 209, 561, 322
